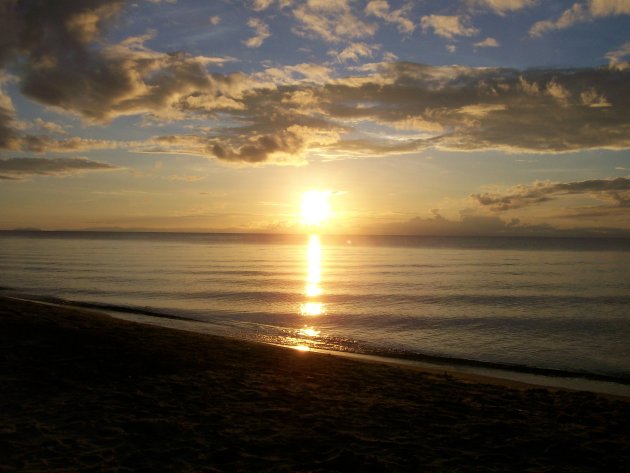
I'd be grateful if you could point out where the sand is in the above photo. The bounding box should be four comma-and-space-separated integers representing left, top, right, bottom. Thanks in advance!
2, 296, 630, 472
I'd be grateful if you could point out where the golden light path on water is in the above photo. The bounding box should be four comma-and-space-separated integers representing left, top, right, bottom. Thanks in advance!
301, 235, 324, 317
295, 190, 333, 351
296, 234, 324, 351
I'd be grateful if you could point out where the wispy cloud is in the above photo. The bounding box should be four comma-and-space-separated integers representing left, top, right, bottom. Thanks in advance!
530, 0, 630, 37
0, 157, 119, 180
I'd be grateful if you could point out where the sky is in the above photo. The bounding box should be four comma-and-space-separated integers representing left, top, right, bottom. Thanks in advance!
0, 0, 629, 236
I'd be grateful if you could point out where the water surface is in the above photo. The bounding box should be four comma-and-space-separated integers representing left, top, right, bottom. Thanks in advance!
1, 231, 629, 383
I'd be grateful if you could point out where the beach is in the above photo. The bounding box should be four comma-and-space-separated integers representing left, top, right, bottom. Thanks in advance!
2, 296, 630, 472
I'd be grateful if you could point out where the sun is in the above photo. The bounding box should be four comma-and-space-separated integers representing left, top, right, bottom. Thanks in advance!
301, 190, 331, 226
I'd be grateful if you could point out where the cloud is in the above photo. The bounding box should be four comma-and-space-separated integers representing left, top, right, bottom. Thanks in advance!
474, 37, 500, 48
471, 177, 630, 211
590, 0, 630, 15
364, 0, 415, 34
329, 42, 378, 63
250, 63, 333, 88
291, 0, 377, 43
363, 209, 630, 237
0, 77, 120, 154
606, 42, 630, 70
0, 73, 122, 153
1, 1, 246, 123
0, 1, 18, 67
33, 118, 69, 136
420, 15, 479, 39
251, 0, 275, 11
0, 74, 20, 150
361, 210, 565, 237
142, 124, 342, 164
20, 136, 119, 153
469, 0, 537, 15
243, 18, 271, 48
529, 3, 590, 37
186, 62, 629, 161
0, 157, 118, 180
530, 0, 630, 37
2, 2, 630, 165
320, 62, 630, 154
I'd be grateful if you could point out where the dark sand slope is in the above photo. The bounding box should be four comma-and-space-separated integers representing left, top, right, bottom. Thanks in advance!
1, 297, 629, 472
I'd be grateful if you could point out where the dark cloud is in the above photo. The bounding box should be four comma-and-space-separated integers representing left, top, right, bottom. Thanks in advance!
0, 157, 118, 180
0, 0, 19, 66
320, 62, 630, 154
137, 62, 630, 163
1, 0, 242, 124
471, 177, 630, 211
0, 80, 118, 153
143, 122, 341, 164
162, 61, 630, 162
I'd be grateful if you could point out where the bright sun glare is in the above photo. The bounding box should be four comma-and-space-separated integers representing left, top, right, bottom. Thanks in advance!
301, 190, 331, 226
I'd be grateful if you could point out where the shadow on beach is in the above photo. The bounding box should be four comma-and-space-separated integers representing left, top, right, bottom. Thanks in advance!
2, 296, 630, 472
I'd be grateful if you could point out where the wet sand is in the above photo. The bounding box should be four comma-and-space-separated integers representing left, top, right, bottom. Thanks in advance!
2, 296, 630, 472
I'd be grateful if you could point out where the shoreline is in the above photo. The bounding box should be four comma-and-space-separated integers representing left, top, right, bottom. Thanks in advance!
3, 295, 630, 471
5, 291, 630, 398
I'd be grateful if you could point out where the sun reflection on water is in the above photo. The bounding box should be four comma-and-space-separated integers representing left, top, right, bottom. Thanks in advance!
306, 234, 321, 293
300, 234, 325, 317
297, 234, 325, 347
300, 327, 321, 337
300, 302, 324, 316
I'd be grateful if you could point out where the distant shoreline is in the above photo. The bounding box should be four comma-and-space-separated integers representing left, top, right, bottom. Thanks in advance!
2, 229, 630, 250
